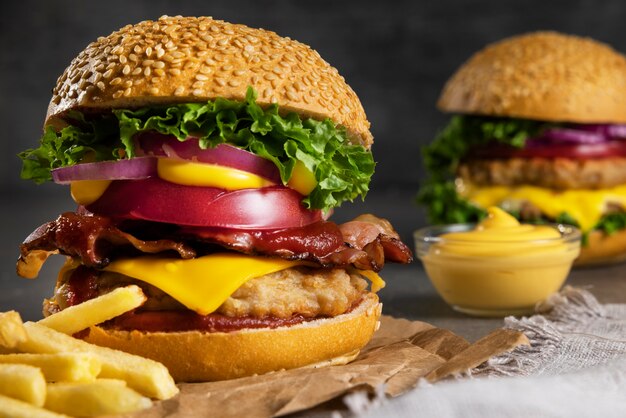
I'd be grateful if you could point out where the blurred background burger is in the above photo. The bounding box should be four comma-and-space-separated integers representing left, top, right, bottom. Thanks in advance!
418, 31, 626, 265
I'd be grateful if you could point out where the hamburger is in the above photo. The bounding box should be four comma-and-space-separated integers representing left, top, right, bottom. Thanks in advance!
417, 31, 626, 265
16, 16, 412, 381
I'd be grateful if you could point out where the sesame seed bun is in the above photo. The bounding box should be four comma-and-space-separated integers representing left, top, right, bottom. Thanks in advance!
47, 15, 372, 147
83, 293, 381, 382
438, 31, 626, 123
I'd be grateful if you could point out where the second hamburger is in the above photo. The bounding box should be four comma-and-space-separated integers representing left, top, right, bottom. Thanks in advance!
418, 31, 626, 265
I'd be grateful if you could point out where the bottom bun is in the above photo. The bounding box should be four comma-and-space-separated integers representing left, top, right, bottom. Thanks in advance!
576, 229, 626, 266
84, 292, 382, 382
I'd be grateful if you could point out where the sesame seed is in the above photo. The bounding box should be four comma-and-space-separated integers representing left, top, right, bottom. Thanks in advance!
192, 81, 205, 88
110, 77, 122, 85
228, 80, 240, 87
142, 60, 154, 67
103, 69, 113, 79
156, 48, 165, 58
215, 78, 226, 86
144, 67, 151, 76
133, 45, 142, 54
233, 69, 246, 76
146, 46, 153, 56
286, 91, 299, 101
129, 54, 138, 62
149, 87, 159, 95
195, 74, 209, 81
123, 87, 132, 97
123, 80, 132, 88
131, 67, 142, 75
169, 68, 181, 76
264, 73, 276, 81
154, 68, 165, 76
122, 65, 131, 75
174, 86, 185, 95
192, 88, 204, 96
96, 81, 105, 91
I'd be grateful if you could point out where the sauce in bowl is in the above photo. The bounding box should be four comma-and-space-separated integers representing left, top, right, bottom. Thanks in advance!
415, 207, 581, 316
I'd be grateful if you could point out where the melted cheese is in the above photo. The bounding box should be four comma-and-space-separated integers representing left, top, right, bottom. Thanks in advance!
463, 183, 626, 232
356, 269, 386, 292
103, 254, 304, 315
70, 180, 112, 205
157, 158, 274, 190
287, 160, 317, 195
69, 157, 318, 205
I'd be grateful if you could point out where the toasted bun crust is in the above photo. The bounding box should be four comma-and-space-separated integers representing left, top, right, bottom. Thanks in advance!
438, 32, 626, 123
47, 15, 372, 146
83, 293, 381, 382
575, 229, 626, 266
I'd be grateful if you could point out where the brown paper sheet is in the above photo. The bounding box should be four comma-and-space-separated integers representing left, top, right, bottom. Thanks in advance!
122, 316, 526, 418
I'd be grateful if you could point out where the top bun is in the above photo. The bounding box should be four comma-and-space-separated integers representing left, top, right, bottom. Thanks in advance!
47, 16, 372, 146
438, 31, 626, 123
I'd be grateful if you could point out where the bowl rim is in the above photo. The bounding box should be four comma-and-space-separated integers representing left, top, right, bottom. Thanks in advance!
413, 222, 582, 245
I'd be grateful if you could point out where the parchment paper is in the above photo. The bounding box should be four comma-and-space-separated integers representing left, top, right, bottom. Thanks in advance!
122, 316, 528, 418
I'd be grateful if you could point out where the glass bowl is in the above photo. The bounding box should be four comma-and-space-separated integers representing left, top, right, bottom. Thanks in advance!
414, 223, 581, 317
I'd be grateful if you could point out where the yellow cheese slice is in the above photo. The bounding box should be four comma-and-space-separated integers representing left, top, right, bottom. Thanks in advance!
70, 180, 112, 205
103, 254, 304, 315
157, 158, 274, 189
287, 160, 317, 195
463, 183, 626, 232
356, 269, 386, 292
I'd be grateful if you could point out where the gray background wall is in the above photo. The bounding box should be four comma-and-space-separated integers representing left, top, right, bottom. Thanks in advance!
2, 0, 626, 319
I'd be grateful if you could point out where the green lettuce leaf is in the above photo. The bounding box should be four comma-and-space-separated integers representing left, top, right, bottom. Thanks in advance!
594, 212, 626, 235
19, 88, 374, 212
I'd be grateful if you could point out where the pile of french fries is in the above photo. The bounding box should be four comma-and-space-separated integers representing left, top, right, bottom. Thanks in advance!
0, 285, 178, 417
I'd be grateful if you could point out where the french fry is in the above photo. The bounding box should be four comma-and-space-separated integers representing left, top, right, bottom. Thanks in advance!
0, 311, 27, 348
0, 353, 101, 382
45, 379, 152, 416
38, 285, 146, 335
17, 322, 178, 400
0, 394, 68, 418
0, 364, 46, 407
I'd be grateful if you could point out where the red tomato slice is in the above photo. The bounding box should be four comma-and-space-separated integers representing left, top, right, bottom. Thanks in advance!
85, 178, 322, 229
469, 140, 626, 159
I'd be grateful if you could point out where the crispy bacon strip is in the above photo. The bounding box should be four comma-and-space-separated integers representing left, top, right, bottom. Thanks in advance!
17, 212, 412, 279
18, 212, 196, 279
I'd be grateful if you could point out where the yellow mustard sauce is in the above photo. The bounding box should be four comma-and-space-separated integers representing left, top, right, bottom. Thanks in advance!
421, 207, 581, 316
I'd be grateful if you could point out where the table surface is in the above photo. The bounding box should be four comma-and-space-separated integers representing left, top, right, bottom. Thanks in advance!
2, 188, 626, 343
